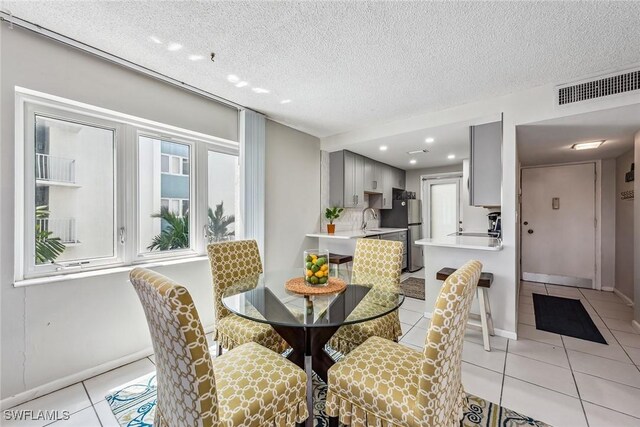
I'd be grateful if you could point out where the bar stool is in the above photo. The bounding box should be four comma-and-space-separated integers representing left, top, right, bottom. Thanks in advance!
329, 253, 353, 280
437, 267, 494, 351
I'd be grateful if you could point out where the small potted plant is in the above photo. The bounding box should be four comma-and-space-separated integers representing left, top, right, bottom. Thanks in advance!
325, 207, 344, 234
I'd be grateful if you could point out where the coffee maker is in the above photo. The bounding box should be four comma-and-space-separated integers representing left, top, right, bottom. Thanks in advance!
487, 212, 501, 237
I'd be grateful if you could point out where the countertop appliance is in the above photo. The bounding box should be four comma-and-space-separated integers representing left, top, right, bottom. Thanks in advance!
380, 195, 423, 272
487, 212, 501, 237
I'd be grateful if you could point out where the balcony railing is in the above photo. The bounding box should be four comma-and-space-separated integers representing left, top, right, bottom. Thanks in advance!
36, 153, 76, 184
36, 218, 78, 244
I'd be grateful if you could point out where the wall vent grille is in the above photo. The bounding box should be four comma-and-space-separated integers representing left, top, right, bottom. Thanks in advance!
557, 69, 639, 105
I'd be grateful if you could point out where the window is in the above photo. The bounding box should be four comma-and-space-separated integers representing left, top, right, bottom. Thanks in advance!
138, 136, 192, 255
32, 115, 116, 272
206, 150, 239, 243
17, 90, 240, 280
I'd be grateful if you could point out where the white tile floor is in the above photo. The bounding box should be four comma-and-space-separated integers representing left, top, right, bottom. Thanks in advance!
6, 280, 640, 427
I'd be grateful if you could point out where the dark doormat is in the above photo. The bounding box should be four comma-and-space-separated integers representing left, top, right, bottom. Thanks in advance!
400, 277, 425, 300
532, 293, 607, 344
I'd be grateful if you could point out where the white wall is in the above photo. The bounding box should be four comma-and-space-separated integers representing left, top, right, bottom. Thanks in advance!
0, 25, 316, 406
635, 131, 640, 323
615, 149, 635, 300
322, 79, 640, 337
600, 159, 616, 290
264, 120, 321, 271
405, 164, 462, 195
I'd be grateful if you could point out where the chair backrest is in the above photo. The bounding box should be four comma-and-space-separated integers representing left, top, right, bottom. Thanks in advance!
416, 260, 482, 426
130, 268, 218, 427
207, 240, 263, 322
351, 238, 403, 291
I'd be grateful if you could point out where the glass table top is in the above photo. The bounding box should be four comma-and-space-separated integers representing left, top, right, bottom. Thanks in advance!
221, 269, 405, 328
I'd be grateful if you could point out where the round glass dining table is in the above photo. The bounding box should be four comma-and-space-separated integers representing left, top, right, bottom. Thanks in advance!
222, 269, 405, 426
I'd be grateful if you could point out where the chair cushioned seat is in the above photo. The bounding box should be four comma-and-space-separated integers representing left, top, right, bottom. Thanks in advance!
329, 311, 402, 355
213, 342, 308, 426
215, 313, 288, 354
326, 336, 422, 427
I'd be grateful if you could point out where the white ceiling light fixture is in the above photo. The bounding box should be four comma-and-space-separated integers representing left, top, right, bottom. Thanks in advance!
571, 140, 605, 150
409, 159, 417, 165
235, 81, 248, 88
227, 74, 240, 83
149, 35, 162, 44
167, 42, 183, 51
425, 137, 435, 143
447, 154, 456, 159
188, 54, 204, 61
252, 87, 270, 94
280, 99, 292, 104
379, 145, 388, 151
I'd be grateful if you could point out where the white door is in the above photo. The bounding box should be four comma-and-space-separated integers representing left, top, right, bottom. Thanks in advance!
424, 178, 461, 239
521, 163, 596, 288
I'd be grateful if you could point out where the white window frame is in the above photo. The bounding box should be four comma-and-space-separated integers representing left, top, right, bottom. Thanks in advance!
135, 129, 196, 261
14, 87, 240, 282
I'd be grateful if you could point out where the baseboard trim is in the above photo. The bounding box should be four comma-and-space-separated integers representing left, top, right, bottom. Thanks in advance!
423, 311, 517, 340
613, 289, 634, 307
632, 320, 640, 334
0, 347, 153, 410
0, 324, 216, 410
601, 286, 614, 292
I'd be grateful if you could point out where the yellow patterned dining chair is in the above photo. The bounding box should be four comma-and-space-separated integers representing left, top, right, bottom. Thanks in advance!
207, 240, 288, 355
130, 268, 308, 427
328, 238, 404, 354
326, 260, 483, 427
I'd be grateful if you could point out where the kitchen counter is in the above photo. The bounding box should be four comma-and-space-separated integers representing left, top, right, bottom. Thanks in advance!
415, 235, 502, 251
306, 227, 407, 240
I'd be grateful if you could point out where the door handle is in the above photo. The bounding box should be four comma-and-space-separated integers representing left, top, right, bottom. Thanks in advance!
527, 229, 534, 234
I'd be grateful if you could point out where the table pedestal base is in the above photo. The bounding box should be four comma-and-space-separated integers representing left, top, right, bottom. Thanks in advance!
272, 325, 340, 427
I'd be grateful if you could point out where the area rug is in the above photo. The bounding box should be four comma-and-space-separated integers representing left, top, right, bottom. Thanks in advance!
400, 277, 425, 300
532, 293, 607, 344
107, 349, 549, 426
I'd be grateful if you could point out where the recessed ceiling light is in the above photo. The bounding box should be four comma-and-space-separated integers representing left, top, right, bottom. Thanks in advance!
227, 74, 240, 83
252, 87, 270, 94
167, 42, 183, 51
447, 154, 456, 159
149, 36, 162, 44
380, 146, 388, 151
280, 99, 292, 104
425, 137, 435, 143
235, 81, 248, 88
188, 54, 204, 61
409, 159, 417, 164
571, 140, 605, 150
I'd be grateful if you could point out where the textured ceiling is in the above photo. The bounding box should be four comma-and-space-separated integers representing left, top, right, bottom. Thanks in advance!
517, 104, 640, 166
345, 120, 471, 170
3, 1, 640, 137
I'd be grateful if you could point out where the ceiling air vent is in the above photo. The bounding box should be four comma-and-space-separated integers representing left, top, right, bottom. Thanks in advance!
557, 68, 639, 106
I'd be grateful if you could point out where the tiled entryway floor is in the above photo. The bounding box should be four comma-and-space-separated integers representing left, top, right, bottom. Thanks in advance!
5, 281, 640, 426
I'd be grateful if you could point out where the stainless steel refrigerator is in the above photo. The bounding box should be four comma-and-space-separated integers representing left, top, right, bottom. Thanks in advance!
380, 199, 424, 272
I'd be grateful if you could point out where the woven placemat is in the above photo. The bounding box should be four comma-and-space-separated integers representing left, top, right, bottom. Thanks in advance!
285, 277, 347, 295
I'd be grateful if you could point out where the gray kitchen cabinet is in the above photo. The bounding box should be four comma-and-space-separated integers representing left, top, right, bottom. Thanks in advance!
469, 120, 502, 207
364, 157, 381, 192
381, 164, 393, 209
391, 167, 406, 190
330, 150, 366, 208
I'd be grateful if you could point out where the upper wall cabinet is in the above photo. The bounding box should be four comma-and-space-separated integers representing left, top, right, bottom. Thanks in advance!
469, 120, 502, 207
331, 150, 405, 209
330, 150, 366, 208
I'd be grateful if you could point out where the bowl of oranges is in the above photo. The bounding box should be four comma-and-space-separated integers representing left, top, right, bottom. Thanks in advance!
304, 249, 330, 286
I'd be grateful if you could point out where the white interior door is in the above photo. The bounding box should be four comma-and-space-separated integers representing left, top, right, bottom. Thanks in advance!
521, 163, 596, 288
424, 178, 461, 239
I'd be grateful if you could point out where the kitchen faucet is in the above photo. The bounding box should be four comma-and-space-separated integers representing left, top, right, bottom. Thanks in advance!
361, 207, 378, 230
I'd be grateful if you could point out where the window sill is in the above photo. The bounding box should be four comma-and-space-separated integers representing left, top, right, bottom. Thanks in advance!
14, 255, 209, 288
